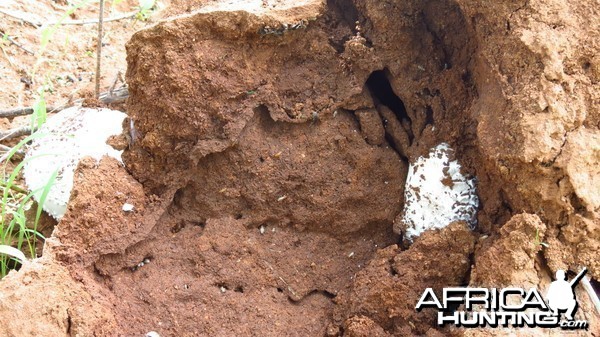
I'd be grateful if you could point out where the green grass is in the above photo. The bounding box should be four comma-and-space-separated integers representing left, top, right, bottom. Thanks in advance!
0, 0, 87, 279
0, 131, 58, 278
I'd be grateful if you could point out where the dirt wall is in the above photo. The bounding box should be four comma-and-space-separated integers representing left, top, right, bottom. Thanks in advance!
0, 0, 598, 336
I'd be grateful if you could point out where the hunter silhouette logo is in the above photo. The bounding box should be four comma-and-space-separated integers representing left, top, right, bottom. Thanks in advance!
415, 267, 589, 330
546, 268, 587, 321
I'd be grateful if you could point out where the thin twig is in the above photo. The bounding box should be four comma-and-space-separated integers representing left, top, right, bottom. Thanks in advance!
0, 9, 41, 28
0, 30, 34, 55
0, 8, 137, 27
52, 11, 137, 25
0, 126, 32, 142
95, 0, 105, 98
0, 151, 17, 164
582, 275, 600, 315
0, 86, 129, 118
0, 144, 14, 152
0, 142, 27, 163
0, 144, 24, 157
0, 44, 17, 69
0, 181, 29, 195
108, 71, 124, 96
0, 106, 57, 118
99, 86, 129, 104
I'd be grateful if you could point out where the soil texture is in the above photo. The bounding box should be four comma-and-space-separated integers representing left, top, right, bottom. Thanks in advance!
0, 0, 599, 336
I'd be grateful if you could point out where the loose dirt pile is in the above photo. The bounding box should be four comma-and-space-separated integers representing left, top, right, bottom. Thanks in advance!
0, 0, 599, 336
0, 0, 144, 109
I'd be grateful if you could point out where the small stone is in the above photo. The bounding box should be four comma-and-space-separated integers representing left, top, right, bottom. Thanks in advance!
122, 203, 135, 212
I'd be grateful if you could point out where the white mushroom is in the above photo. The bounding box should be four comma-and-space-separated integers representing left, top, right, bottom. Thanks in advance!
23, 107, 127, 220
400, 143, 479, 240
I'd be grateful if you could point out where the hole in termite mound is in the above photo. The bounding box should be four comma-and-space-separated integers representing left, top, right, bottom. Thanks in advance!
327, 0, 359, 27
82, 1, 514, 336
362, 70, 497, 239
324, 0, 360, 49
366, 70, 408, 119
366, 69, 413, 143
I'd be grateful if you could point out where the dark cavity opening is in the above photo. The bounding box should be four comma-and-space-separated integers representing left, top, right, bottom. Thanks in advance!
425, 106, 434, 126
173, 188, 184, 207
324, 0, 362, 53
366, 70, 412, 128
327, 0, 359, 28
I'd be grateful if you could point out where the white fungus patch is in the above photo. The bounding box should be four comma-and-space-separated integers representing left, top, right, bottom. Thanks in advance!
401, 142, 479, 241
23, 107, 127, 220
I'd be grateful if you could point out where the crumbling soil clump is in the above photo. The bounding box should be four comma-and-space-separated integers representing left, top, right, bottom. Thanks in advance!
52, 157, 161, 267
334, 222, 475, 335
0, 250, 117, 336
0, 0, 599, 336
465, 214, 600, 336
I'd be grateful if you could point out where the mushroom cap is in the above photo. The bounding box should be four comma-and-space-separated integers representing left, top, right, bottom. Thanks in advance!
402, 143, 479, 240
23, 107, 127, 220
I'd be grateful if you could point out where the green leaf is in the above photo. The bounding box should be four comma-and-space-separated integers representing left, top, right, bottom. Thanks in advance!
32, 88, 47, 130
40, 27, 52, 49
34, 169, 59, 230
1, 133, 52, 227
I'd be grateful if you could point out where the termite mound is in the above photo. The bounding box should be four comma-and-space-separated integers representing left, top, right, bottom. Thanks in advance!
117, 0, 599, 335
2, 0, 599, 336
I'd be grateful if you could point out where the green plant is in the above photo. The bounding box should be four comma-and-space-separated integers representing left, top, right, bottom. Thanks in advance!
31, 86, 48, 131
0, 0, 158, 278
0, 133, 56, 277
1, 2, 92, 272
33, 0, 93, 79
135, 0, 157, 21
